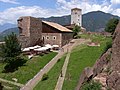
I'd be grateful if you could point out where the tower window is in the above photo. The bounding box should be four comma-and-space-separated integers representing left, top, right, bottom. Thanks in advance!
75, 12, 77, 14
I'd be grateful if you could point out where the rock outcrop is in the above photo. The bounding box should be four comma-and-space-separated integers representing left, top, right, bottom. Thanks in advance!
76, 21, 120, 90
92, 48, 111, 77
75, 67, 93, 90
106, 21, 120, 90
76, 48, 111, 90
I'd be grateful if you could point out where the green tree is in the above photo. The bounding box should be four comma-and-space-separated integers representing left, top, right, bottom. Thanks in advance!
105, 18, 119, 34
73, 25, 81, 38
0, 32, 24, 72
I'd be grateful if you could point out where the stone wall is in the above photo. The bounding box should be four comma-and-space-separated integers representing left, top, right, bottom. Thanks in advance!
18, 16, 30, 37
18, 16, 42, 48
62, 32, 73, 46
18, 36, 30, 48
42, 33, 62, 47
42, 32, 73, 47
42, 21, 73, 47
18, 16, 73, 48
29, 17, 42, 46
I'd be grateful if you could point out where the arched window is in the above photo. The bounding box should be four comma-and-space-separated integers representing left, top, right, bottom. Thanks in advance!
42, 36, 45, 40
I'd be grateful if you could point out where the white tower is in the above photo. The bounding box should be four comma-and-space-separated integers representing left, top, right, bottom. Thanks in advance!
71, 8, 82, 26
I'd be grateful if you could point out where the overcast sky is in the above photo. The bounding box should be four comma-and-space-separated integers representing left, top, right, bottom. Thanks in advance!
0, 0, 120, 25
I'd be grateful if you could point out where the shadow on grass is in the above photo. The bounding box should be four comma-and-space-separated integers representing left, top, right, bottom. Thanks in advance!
2, 57, 27, 73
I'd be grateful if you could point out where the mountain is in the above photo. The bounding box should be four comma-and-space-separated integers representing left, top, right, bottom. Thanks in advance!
41, 11, 120, 32
0, 11, 120, 41
0, 27, 19, 41
82, 11, 120, 32
41, 15, 71, 26
0, 23, 16, 33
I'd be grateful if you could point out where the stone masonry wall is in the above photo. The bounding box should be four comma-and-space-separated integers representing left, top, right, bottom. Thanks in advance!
29, 17, 42, 46
42, 33, 62, 47
62, 32, 73, 46
18, 16, 42, 48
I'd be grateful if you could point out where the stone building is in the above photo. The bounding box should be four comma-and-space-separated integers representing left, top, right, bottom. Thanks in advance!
18, 16, 42, 48
42, 21, 73, 47
18, 16, 73, 48
71, 8, 82, 26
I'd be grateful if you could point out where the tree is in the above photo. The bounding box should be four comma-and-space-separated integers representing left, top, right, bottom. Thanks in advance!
73, 25, 81, 38
105, 18, 119, 34
0, 32, 24, 72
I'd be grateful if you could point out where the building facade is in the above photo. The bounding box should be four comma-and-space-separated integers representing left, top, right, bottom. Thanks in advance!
18, 16, 42, 48
71, 8, 82, 26
42, 21, 73, 47
18, 17, 73, 48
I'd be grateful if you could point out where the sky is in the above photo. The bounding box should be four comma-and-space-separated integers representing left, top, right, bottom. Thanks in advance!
0, 0, 120, 25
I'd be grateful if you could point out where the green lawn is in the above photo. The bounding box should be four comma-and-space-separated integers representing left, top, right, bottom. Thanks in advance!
62, 35, 112, 90
34, 55, 66, 90
1, 82, 20, 90
0, 52, 57, 85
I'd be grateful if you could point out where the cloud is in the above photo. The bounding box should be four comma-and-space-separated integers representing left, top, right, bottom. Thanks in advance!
0, 0, 19, 4
0, 0, 120, 25
112, 8, 120, 16
56, 0, 112, 14
111, 0, 120, 4
0, 6, 51, 25
0, 4, 79, 25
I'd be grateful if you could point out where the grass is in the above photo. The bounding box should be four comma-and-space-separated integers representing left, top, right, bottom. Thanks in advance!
62, 34, 112, 90
1, 82, 20, 90
34, 55, 66, 90
0, 52, 57, 85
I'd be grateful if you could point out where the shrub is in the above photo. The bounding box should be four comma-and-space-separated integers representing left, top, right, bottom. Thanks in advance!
57, 59, 61, 63
73, 25, 81, 38
42, 73, 49, 81
105, 18, 119, 34
104, 40, 112, 53
81, 80, 102, 90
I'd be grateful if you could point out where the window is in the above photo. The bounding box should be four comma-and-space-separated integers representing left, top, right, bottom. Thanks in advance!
53, 36, 56, 40
46, 36, 49, 40
75, 12, 77, 14
42, 36, 45, 40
